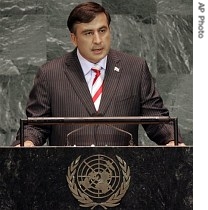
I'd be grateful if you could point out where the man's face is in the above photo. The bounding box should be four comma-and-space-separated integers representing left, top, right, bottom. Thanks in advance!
70, 13, 111, 64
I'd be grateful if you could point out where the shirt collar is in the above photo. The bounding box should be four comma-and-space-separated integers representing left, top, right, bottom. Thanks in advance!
77, 49, 107, 75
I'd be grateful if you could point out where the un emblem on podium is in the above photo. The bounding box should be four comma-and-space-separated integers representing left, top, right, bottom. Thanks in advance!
66, 154, 131, 209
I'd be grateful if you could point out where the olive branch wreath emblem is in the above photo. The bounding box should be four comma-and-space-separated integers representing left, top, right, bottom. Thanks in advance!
66, 155, 131, 209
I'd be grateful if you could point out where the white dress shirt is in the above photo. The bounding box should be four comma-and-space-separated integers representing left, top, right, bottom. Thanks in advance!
77, 49, 107, 94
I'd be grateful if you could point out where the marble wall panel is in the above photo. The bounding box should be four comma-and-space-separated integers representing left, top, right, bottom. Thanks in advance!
0, 0, 193, 146
156, 0, 193, 15
157, 14, 193, 74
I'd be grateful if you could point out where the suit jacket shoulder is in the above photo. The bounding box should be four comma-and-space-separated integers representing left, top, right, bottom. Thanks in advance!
40, 50, 77, 73
109, 49, 146, 63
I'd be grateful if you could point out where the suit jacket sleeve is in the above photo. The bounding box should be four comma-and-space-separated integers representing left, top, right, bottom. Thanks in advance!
14, 66, 51, 146
139, 61, 182, 144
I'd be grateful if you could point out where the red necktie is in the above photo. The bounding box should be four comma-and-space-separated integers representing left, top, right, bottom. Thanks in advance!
91, 66, 103, 110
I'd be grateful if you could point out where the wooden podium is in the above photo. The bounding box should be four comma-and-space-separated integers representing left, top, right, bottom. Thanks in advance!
0, 146, 192, 210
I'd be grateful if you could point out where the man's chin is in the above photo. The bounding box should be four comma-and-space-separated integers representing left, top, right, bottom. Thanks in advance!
89, 54, 106, 63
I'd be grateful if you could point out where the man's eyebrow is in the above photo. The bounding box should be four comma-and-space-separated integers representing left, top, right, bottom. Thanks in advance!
81, 29, 93, 34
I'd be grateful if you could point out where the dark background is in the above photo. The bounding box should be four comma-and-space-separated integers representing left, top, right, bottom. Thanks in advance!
0, 147, 193, 209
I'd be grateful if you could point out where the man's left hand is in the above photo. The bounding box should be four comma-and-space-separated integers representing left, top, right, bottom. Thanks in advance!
166, 141, 186, 146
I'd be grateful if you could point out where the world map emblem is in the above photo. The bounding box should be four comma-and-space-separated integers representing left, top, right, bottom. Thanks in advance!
66, 154, 131, 209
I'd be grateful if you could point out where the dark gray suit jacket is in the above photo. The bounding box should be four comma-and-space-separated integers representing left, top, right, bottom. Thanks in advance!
15, 48, 182, 146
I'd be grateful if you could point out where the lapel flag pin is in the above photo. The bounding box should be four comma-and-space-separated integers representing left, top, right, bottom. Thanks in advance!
114, 67, 120, 72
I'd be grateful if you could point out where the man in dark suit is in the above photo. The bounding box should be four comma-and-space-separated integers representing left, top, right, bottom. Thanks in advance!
13, 2, 184, 147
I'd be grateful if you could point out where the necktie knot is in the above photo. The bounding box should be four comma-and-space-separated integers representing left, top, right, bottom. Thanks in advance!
91, 67, 101, 85
92, 68, 101, 74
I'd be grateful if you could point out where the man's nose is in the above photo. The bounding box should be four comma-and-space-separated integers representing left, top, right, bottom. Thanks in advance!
93, 32, 101, 44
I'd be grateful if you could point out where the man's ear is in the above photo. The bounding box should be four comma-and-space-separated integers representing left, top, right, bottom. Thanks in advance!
70, 33, 77, 46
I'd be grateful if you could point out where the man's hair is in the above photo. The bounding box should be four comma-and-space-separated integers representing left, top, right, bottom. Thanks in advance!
67, 2, 111, 33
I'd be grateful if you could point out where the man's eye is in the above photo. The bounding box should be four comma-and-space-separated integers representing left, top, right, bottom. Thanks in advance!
85, 32, 93, 36
100, 29, 106, 33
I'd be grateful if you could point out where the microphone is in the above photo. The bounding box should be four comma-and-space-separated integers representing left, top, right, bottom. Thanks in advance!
66, 113, 103, 146
66, 125, 90, 146
105, 124, 134, 146
66, 113, 134, 146
91, 112, 134, 146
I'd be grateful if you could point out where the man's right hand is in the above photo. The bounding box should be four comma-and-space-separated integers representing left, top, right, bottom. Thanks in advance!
15, 140, 35, 147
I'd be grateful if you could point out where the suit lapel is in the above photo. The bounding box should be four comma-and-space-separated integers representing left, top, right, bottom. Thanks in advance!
99, 50, 121, 114
64, 50, 96, 115
63, 49, 122, 115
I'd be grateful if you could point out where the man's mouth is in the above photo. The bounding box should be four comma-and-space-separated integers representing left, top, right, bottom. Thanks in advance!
92, 48, 103, 54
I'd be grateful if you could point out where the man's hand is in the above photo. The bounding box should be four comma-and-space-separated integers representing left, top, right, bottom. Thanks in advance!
15, 140, 35, 147
166, 140, 186, 146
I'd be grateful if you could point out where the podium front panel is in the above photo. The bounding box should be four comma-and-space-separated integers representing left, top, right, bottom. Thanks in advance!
0, 147, 192, 210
